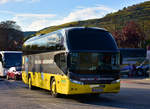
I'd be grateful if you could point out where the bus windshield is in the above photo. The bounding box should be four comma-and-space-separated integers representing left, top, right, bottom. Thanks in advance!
69, 52, 120, 74
4, 53, 22, 68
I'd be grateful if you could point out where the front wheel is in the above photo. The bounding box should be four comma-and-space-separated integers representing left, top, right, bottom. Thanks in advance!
90, 93, 100, 98
50, 78, 60, 97
28, 77, 34, 90
14, 75, 17, 80
136, 68, 144, 76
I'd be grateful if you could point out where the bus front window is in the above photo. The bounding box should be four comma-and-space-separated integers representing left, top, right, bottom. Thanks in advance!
4, 53, 22, 68
69, 52, 120, 74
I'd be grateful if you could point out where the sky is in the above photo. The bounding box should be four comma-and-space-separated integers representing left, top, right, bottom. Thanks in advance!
0, 0, 149, 31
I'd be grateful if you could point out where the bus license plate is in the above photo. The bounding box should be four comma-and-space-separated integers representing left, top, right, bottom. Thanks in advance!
92, 88, 103, 92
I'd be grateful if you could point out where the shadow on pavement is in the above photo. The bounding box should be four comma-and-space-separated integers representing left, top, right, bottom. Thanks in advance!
60, 87, 150, 109
1, 78, 150, 109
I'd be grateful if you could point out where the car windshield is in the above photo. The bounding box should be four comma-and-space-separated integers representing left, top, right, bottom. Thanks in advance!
4, 53, 22, 68
69, 52, 120, 74
16, 66, 22, 71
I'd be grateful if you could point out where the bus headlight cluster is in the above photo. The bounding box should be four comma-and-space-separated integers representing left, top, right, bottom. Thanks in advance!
111, 79, 120, 84
70, 79, 84, 85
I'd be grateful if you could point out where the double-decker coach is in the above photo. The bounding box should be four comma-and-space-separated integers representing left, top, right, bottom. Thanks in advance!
22, 27, 120, 97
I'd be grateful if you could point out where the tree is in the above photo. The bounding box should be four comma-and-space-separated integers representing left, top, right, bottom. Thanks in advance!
0, 20, 21, 30
0, 20, 24, 51
122, 21, 145, 48
112, 21, 146, 48
112, 30, 125, 48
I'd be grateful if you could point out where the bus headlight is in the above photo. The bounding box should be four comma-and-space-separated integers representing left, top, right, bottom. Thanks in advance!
70, 79, 84, 85
111, 79, 120, 84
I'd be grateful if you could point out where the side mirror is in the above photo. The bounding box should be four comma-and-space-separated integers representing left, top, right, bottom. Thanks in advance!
120, 54, 123, 65
0, 55, 2, 62
2, 62, 6, 67
0, 62, 3, 70
67, 53, 70, 68
0, 55, 3, 66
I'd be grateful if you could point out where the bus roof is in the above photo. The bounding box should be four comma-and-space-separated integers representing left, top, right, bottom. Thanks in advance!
23, 27, 119, 54
25, 27, 108, 43
63, 27, 108, 32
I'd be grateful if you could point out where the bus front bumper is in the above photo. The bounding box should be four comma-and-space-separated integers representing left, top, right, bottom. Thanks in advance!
66, 79, 120, 95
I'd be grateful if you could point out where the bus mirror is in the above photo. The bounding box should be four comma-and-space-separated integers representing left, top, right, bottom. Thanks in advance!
2, 61, 5, 67
120, 54, 123, 65
67, 53, 70, 67
0, 55, 2, 62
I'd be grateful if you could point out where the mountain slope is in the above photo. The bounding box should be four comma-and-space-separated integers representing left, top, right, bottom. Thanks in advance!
23, 31, 36, 37
28, 1, 150, 40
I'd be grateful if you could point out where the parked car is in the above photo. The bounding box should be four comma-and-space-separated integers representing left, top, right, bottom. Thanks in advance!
6, 67, 22, 80
120, 65, 131, 72
121, 64, 150, 77
120, 65, 132, 76
136, 64, 149, 77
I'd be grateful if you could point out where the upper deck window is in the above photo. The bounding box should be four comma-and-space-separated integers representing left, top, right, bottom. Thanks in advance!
67, 28, 118, 51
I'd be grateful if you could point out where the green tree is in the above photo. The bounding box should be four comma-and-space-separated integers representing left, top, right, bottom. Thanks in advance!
0, 20, 24, 51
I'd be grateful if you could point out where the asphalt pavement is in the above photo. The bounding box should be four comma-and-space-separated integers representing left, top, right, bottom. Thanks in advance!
0, 78, 150, 109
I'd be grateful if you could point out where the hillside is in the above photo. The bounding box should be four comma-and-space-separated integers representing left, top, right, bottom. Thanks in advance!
23, 31, 36, 37
27, 1, 150, 40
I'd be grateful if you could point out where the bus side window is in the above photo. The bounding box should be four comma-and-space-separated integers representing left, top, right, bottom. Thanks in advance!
60, 53, 67, 73
54, 53, 67, 74
54, 54, 60, 67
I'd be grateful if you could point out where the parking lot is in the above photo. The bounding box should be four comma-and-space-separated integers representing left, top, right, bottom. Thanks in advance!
0, 78, 150, 109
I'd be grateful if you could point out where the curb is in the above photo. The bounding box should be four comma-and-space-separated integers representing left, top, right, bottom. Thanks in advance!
133, 78, 150, 84
121, 78, 150, 84
145, 78, 150, 80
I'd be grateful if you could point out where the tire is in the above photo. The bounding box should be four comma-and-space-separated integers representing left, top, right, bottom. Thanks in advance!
137, 68, 144, 76
50, 78, 60, 97
90, 93, 100, 98
14, 75, 17, 80
28, 77, 34, 90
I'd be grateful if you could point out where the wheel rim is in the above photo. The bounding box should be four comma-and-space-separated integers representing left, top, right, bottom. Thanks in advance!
29, 78, 31, 89
51, 81, 56, 95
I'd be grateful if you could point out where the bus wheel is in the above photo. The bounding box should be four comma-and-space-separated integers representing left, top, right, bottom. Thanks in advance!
50, 78, 59, 97
90, 93, 100, 98
28, 77, 34, 90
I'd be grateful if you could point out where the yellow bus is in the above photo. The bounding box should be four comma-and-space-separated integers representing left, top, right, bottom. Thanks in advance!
22, 27, 120, 97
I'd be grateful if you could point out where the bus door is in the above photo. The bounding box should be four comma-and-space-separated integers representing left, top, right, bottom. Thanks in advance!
34, 55, 43, 87
23, 56, 29, 83
54, 53, 67, 91
39, 63, 44, 87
